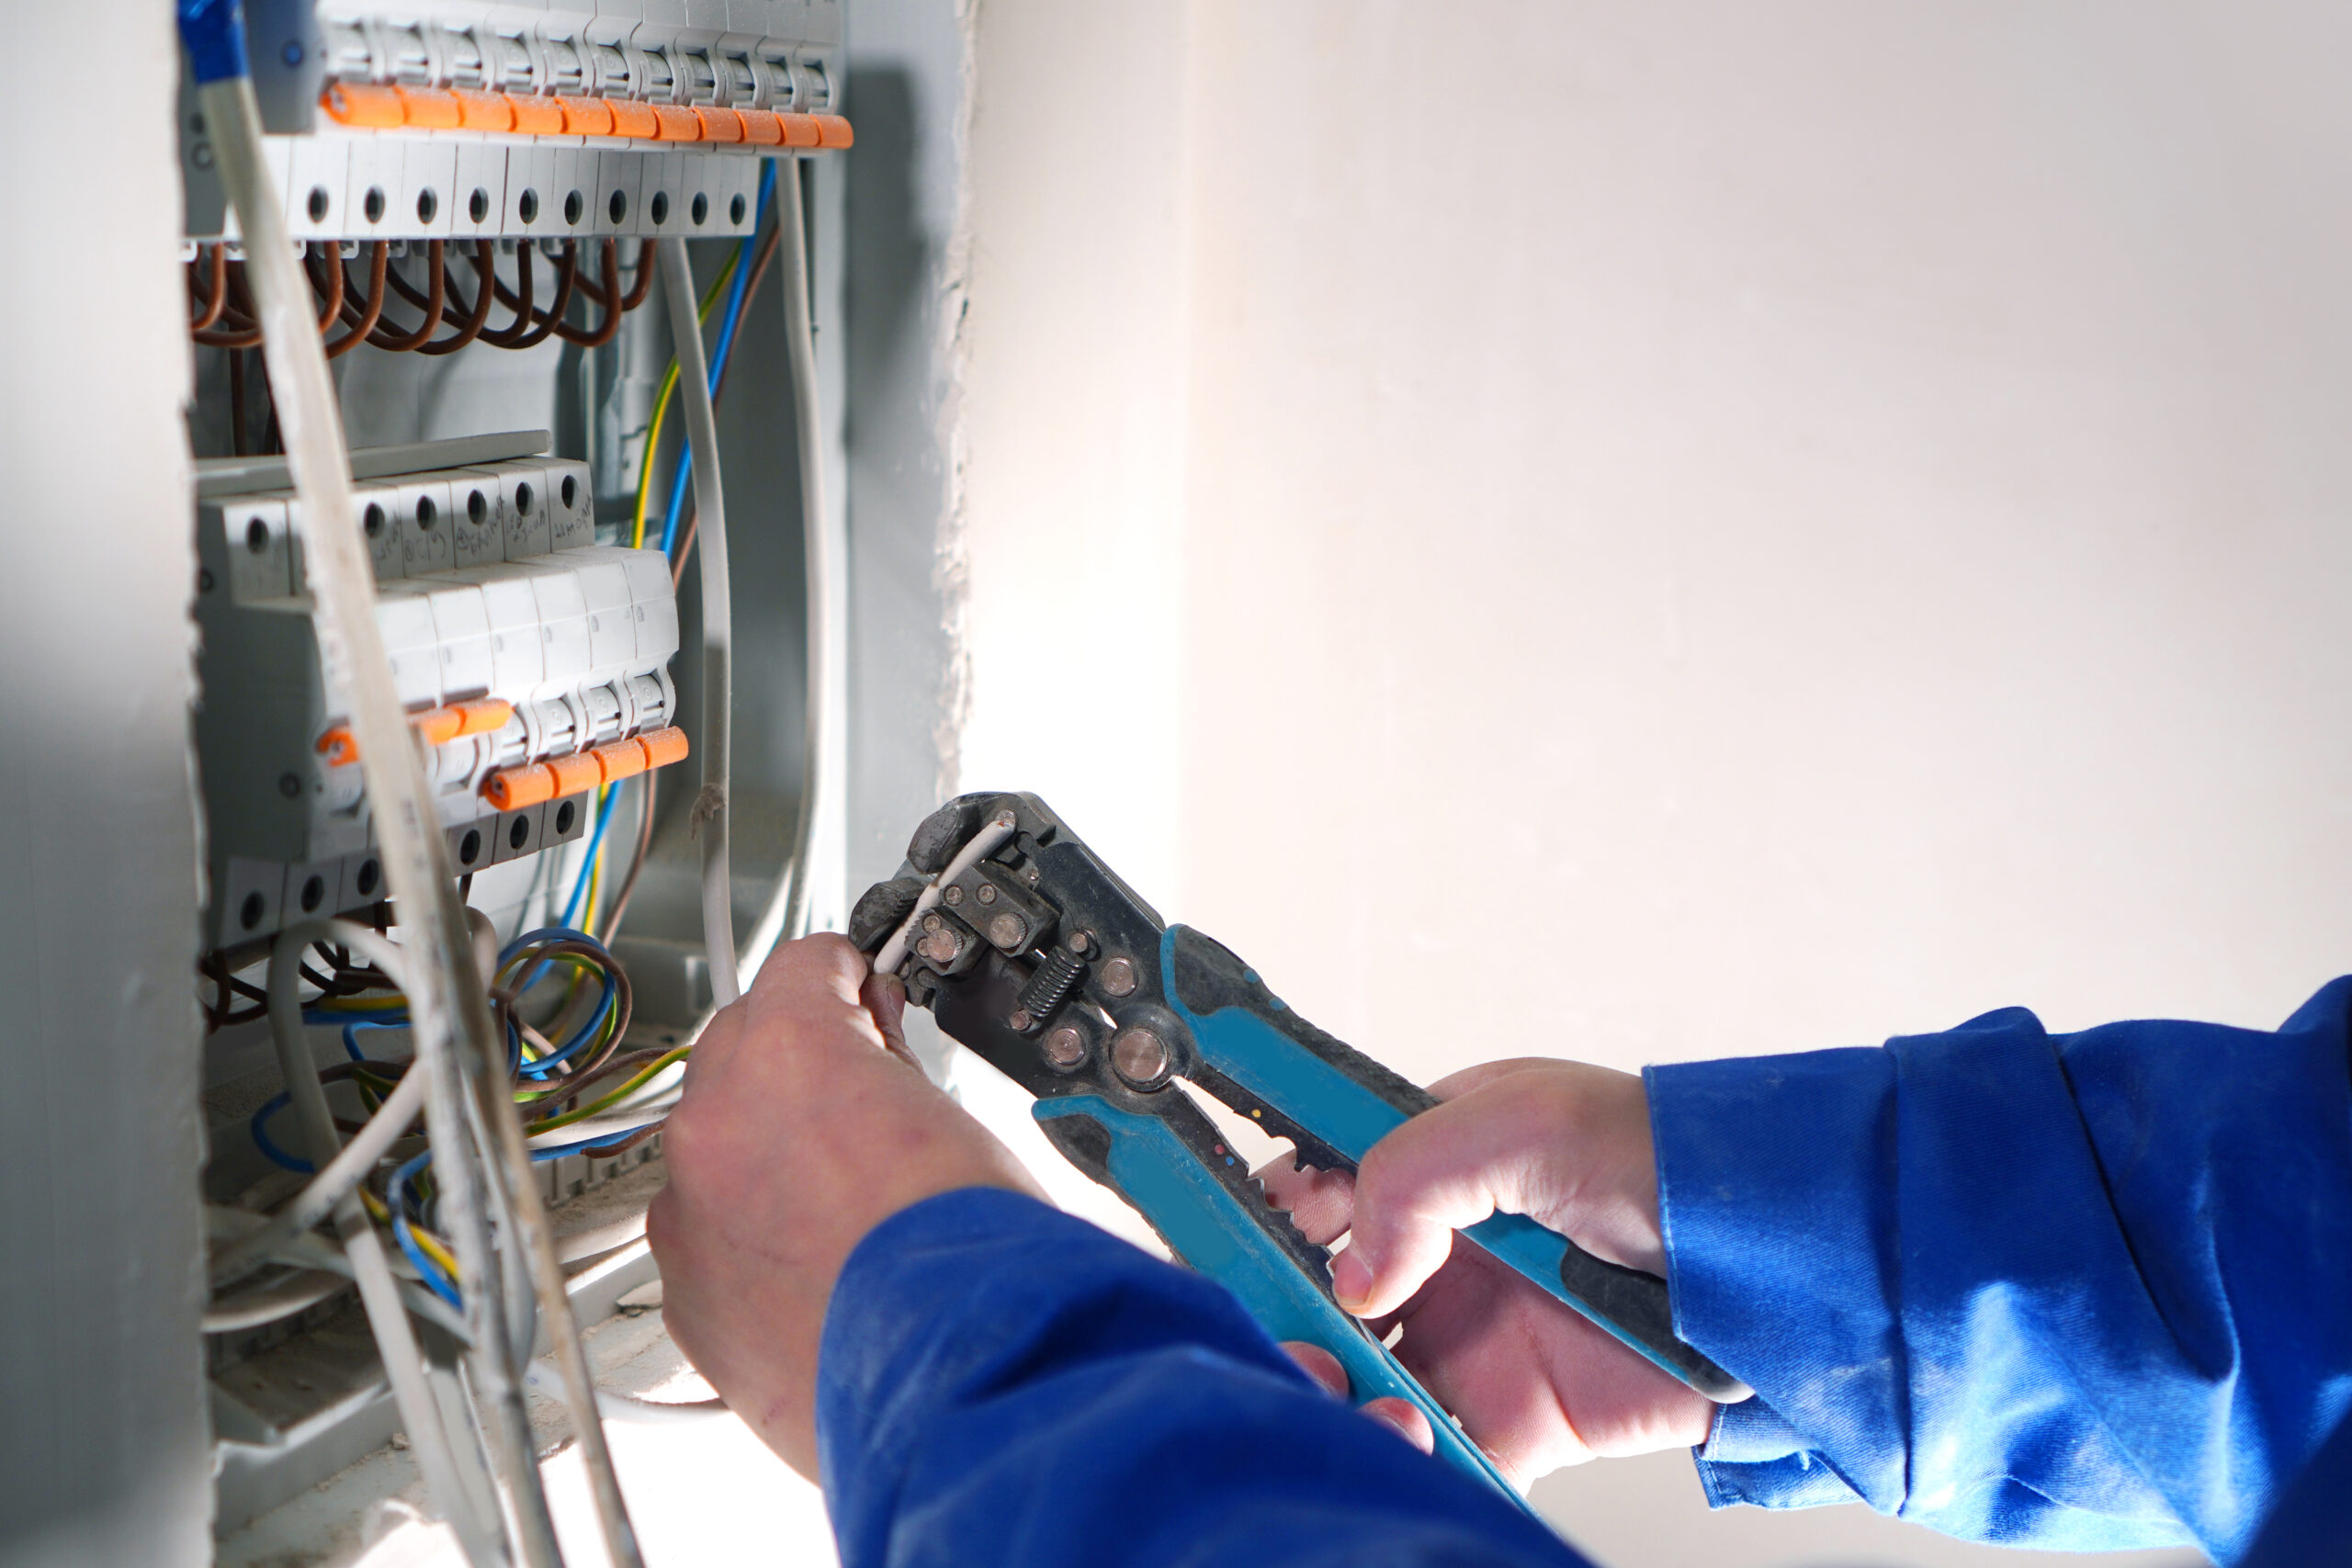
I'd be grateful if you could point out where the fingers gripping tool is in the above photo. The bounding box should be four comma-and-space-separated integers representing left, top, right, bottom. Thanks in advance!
853, 793, 1751, 1505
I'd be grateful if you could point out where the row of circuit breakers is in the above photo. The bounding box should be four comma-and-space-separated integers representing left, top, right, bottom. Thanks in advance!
184, 2, 847, 244
197, 435, 684, 949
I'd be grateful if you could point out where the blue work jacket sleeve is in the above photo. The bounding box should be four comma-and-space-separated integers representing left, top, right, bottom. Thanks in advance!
1645, 977, 2352, 1562
816, 1185, 1588, 1568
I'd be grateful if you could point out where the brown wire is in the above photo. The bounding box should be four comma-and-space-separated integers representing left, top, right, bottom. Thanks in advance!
418, 240, 499, 356
196, 262, 265, 349
555, 239, 628, 348
323, 243, 390, 359
571, 240, 658, 314
597, 772, 660, 944
472, 242, 538, 349
187, 244, 228, 332
368, 241, 447, 352
505, 240, 578, 351
198, 251, 344, 348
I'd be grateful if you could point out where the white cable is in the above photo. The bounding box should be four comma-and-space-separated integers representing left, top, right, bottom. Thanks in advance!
524, 1361, 732, 1426
199, 73, 581, 1568
203, 1269, 348, 1334
209, 1213, 475, 1340
260, 927, 511, 1567
209, 1059, 427, 1287
656, 236, 740, 1010
873, 813, 1021, 974
775, 152, 845, 955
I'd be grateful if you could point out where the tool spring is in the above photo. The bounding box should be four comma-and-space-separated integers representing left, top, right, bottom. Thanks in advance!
1016, 947, 1088, 1023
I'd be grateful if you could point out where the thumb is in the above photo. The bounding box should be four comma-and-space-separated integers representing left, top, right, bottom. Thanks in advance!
1327, 1091, 1521, 1318
860, 972, 922, 1072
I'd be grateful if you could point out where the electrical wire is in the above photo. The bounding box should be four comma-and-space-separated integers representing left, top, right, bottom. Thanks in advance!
655, 163, 775, 557
257, 921, 510, 1563
418, 240, 499, 356
775, 152, 844, 953
324, 242, 390, 359
186, 42, 587, 1560
658, 232, 740, 1010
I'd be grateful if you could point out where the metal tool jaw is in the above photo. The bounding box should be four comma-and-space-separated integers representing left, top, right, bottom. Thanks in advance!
854, 792, 1751, 1506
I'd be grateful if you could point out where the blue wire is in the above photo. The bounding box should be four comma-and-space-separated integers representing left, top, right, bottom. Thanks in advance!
249, 1093, 315, 1174
390, 1150, 463, 1308
337, 1016, 409, 1063
528, 1130, 650, 1163
557, 788, 619, 931
657, 160, 777, 557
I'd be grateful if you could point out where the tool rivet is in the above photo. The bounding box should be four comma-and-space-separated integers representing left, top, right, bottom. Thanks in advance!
1007, 1008, 1034, 1032
976, 883, 999, 906
922, 913, 943, 932
1112, 1027, 1169, 1087
944, 886, 965, 907
988, 912, 1026, 949
1044, 1026, 1086, 1067
1069, 931, 1091, 956
917, 931, 959, 964
1101, 956, 1137, 997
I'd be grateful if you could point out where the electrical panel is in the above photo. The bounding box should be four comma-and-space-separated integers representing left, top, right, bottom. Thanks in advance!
184, 2, 848, 243
195, 435, 687, 949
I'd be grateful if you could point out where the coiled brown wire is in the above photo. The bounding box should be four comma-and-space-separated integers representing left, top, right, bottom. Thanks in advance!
187, 234, 655, 355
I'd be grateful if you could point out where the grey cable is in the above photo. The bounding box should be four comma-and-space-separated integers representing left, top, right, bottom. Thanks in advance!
657, 236, 741, 1010
199, 73, 572, 1568
263, 927, 511, 1566
777, 152, 842, 953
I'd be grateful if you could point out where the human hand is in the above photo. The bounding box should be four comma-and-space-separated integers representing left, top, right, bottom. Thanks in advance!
647, 934, 1045, 1476
1260, 1058, 1715, 1485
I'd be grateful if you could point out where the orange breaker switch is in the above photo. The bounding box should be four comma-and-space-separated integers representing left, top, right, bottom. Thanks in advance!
591, 739, 649, 783
321, 699, 514, 763
546, 751, 604, 798
638, 727, 691, 770
606, 98, 660, 139
321, 82, 405, 129
451, 88, 514, 132
482, 764, 558, 813
560, 96, 615, 136
394, 87, 464, 130
694, 107, 746, 143
509, 96, 564, 136
738, 109, 785, 147
776, 113, 821, 149
812, 114, 854, 149
650, 104, 704, 141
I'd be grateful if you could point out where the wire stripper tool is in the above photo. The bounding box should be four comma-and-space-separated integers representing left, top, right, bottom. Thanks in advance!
853, 792, 1751, 1505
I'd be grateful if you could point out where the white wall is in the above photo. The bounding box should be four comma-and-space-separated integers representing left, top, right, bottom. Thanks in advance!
957, 3, 2352, 1563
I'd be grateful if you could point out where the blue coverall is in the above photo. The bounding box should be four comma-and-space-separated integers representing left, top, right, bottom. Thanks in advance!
815, 981, 2352, 1567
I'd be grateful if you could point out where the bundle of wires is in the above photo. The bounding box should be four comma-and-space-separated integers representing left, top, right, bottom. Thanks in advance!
560, 159, 788, 952
243, 926, 689, 1312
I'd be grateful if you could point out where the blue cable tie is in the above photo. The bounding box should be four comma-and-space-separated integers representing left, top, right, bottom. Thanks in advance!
177, 0, 250, 85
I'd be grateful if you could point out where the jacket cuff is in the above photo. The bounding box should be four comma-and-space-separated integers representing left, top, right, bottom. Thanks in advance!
1645, 1047, 1907, 1513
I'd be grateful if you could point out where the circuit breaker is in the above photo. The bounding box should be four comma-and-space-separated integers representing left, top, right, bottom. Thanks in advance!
195, 434, 686, 949
183, 2, 848, 246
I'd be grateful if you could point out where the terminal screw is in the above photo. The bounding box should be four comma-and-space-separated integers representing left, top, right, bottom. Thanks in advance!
1044, 1027, 1087, 1067
1100, 956, 1138, 997
1112, 1028, 1170, 1088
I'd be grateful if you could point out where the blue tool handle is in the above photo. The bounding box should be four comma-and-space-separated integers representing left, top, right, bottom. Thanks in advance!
1033, 1095, 1535, 1510
1160, 927, 1754, 1404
